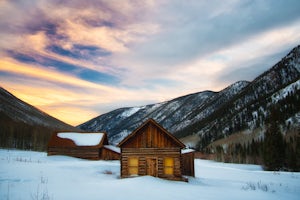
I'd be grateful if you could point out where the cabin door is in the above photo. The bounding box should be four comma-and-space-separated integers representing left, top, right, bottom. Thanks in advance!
146, 158, 157, 177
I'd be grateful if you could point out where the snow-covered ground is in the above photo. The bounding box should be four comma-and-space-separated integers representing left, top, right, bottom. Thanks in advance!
0, 149, 299, 200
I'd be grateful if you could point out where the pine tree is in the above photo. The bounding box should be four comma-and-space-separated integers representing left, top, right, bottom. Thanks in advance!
263, 106, 284, 170
286, 137, 297, 171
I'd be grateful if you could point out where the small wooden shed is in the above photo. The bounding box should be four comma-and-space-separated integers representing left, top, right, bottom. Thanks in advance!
118, 118, 194, 181
181, 149, 195, 177
47, 132, 120, 160
102, 145, 121, 160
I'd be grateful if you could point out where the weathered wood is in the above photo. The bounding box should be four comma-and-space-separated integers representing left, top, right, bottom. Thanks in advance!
181, 151, 195, 177
101, 147, 120, 160
118, 119, 185, 149
122, 148, 181, 155
48, 147, 100, 160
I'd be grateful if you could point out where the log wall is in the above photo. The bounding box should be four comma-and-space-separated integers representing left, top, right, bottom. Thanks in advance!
47, 147, 100, 160
120, 148, 184, 181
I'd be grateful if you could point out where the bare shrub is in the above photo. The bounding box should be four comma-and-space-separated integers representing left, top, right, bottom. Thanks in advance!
242, 181, 270, 192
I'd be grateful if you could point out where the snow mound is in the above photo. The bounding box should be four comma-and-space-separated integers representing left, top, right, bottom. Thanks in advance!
57, 132, 104, 146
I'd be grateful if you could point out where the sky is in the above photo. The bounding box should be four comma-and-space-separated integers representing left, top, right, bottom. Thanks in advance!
1, 0, 300, 126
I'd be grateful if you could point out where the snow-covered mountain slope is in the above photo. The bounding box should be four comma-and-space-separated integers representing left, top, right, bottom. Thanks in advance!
79, 90, 217, 144
0, 88, 79, 150
176, 45, 300, 149
79, 45, 300, 147
1, 149, 299, 200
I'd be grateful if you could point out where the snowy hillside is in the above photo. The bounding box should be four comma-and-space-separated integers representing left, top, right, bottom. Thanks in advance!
79, 90, 217, 144
0, 149, 299, 200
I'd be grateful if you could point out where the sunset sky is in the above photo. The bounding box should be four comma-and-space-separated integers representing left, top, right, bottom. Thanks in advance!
1, 0, 300, 126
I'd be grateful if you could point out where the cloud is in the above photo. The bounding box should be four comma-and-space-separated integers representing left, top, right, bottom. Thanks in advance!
0, 58, 107, 90
0, 60, 112, 125
113, 0, 300, 89
121, 0, 300, 66
0, 0, 161, 84
5, 50, 119, 85
213, 21, 300, 85
46, 44, 111, 60
0, 58, 172, 125
1, 0, 300, 125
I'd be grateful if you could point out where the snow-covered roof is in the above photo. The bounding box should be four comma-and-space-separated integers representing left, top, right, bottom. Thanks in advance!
57, 132, 104, 146
181, 148, 195, 154
104, 145, 121, 153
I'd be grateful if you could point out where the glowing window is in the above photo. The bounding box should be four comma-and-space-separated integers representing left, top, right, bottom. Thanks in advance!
128, 157, 138, 175
164, 157, 174, 175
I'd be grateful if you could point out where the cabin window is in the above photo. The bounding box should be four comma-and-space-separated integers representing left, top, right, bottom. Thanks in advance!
164, 157, 174, 175
128, 157, 139, 176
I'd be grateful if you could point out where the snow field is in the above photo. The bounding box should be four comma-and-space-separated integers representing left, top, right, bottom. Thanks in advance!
0, 149, 299, 200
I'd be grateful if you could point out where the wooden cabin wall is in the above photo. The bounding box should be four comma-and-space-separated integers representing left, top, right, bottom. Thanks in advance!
120, 148, 183, 180
101, 148, 120, 160
47, 147, 100, 160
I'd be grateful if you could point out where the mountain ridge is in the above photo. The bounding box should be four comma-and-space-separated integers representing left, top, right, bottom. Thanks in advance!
0, 87, 80, 151
0, 87, 73, 128
79, 45, 300, 148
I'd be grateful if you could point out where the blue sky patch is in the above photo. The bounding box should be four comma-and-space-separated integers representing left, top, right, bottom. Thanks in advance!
6, 50, 36, 63
6, 50, 118, 86
46, 44, 111, 59
79, 69, 119, 85
46, 45, 79, 59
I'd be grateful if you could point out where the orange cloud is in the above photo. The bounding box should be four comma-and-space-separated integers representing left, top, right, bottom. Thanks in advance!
0, 58, 168, 125
0, 58, 115, 92
0, 58, 117, 124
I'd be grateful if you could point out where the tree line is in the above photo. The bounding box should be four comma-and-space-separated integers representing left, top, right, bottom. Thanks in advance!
0, 112, 58, 151
205, 105, 300, 172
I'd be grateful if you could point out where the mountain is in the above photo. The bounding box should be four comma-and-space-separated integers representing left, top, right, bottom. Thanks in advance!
79, 45, 300, 149
0, 87, 80, 151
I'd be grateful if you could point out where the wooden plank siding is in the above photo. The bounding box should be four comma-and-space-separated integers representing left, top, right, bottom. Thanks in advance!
101, 147, 120, 160
119, 122, 184, 149
181, 151, 195, 177
48, 147, 101, 160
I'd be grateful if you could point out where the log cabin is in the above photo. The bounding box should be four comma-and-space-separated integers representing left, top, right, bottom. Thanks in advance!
47, 132, 120, 160
118, 118, 195, 181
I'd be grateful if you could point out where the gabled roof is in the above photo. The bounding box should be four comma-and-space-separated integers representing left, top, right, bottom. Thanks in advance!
48, 132, 108, 148
118, 118, 185, 148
